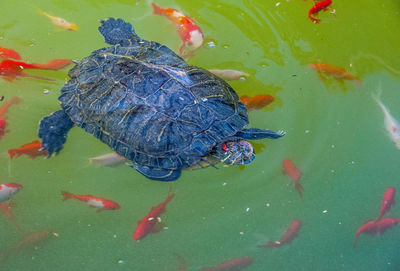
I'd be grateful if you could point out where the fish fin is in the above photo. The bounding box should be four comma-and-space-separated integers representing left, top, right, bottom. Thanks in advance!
150, 222, 165, 234
137, 220, 141, 225
151, 2, 165, 15
295, 182, 304, 198
61, 191, 74, 201
353, 234, 359, 248
32, 59, 72, 70
7, 149, 18, 159
257, 241, 277, 248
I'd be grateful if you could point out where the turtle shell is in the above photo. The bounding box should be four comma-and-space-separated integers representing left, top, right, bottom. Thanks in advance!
59, 40, 249, 170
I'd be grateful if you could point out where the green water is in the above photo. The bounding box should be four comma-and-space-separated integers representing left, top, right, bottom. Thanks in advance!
0, 0, 400, 270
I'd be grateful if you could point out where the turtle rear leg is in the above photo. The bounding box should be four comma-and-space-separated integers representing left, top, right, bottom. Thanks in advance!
236, 128, 285, 140
38, 110, 74, 156
129, 164, 181, 182
98, 18, 140, 45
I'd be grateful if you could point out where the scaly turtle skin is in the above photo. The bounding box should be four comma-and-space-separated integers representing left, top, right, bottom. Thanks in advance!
38, 18, 284, 182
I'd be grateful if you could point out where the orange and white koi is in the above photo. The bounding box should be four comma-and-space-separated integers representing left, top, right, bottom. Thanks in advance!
0, 183, 23, 203
372, 91, 400, 149
208, 69, 249, 81
39, 10, 78, 31
152, 2, 203, 55
133, 187, 175, 241
0, 47, 21, 60
89, 152, 127, 167
8, 140, 48, 159
61, 191, 120, 212
309, 63, 362, 86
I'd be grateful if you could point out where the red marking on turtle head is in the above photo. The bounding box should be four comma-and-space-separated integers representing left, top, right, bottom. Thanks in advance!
222, 143, 229, 151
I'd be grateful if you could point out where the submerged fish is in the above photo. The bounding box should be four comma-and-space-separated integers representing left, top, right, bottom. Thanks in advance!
354, 217, 400, 248
0, 96, 22, 139
39, 10, 78, 31
61, 191, 120, 212
282, 158, 304, 198
377, 187, 396, 220
309, 63, 362, 86
208, 69, 249, 81
258, 219, 302, 248
0, 47, 21, 60
201, 256, 253, 271
8, 140, 48, 159
372, 91, 400, 149
89, 152, 127, 167
0, 183, 23, 203
240, 94, 274, 111
308, 0, 332, 24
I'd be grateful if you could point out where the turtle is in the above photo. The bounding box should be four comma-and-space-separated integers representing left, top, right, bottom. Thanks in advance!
38, 18, 285, 182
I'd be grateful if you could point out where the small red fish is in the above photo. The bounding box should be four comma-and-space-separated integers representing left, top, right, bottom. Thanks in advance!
0, 183, 23, 203
133, 187, 175, 241
0, 96, 21, 139
0, 59, 72, 81
240, 95, 274, 111
378, 187, 396, 220
0, 202, 23, 233
61, 191, 120, 212
282, 158, 304, 198
8, 140, 48, 159
201, 257, 253, 271
174, 253, 188, 271
258, 219, 302, 248
0, 47, 22, 60
309, 63, 362, 86
152, 2, 203, 56
308, 0, 332, 24
354, 217, 400, 248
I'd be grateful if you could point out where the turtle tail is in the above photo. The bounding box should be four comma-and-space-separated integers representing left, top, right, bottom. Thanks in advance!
98, 18, 141, 46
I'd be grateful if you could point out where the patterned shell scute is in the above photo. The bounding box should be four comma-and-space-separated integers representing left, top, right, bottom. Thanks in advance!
59, 41, 249, 169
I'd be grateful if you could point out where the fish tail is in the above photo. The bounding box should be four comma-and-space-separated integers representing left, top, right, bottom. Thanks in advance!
353, 235, 359, 248
7, 149, 18, 159
295, 182, 304, 198
61, 191, 74, 201
32, 59, 72, 70
9, 96, 22, 105
258, 241, 276, 248
151, 2, 165, 15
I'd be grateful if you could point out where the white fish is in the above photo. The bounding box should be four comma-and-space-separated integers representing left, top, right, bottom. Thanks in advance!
373, 90, 400, 149
89, 153, 127, 167
208, 69, 249, 81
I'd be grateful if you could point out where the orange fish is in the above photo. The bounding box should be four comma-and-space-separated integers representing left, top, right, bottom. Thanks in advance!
0, 96, 22, 139
39, 10, 78, 31
0, 202, 23, 233
282, 158, 304, 198
0, 59, 72, 81
354, 217, 400, 248
61, 191, 120, 212
152, 2, 203, 56
258, 219, 302, 248
308, 0, 332, 24
133, 187, 175, 241
240, 95, 274, 111
201, 257, 253, 271
377, 187, 396, 221
309, 63, 362, 86
0, 47, 21, 60
8, 140, 48, 159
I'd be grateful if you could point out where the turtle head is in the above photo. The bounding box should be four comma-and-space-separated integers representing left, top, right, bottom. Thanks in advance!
215, 140, 255, 165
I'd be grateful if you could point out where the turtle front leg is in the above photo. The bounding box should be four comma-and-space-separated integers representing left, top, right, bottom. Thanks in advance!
38, 110, 74, 157
128, 164, 181, 182
236, 128, 285, 140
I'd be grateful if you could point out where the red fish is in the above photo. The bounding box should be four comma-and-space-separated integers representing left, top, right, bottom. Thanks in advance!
308, 0, 332, 24
133, 187, 175, 241
309, 63, 362, 86
152, 2, 204, 56
282, 158, 304, 198
258, 219, 302, 248
378, 187, 396, 220
0, 96, 22, 139
240, 95, 274, 111
201, 257, 253, 271
8, 140, 48, 159
354, 217, 400, 248
174, 253, 188, 271
0, 202, 23, 233
0, 183, 23, 203
0, 47, 21, 60
61, 191, 120, 212
0, 59, 72, 81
